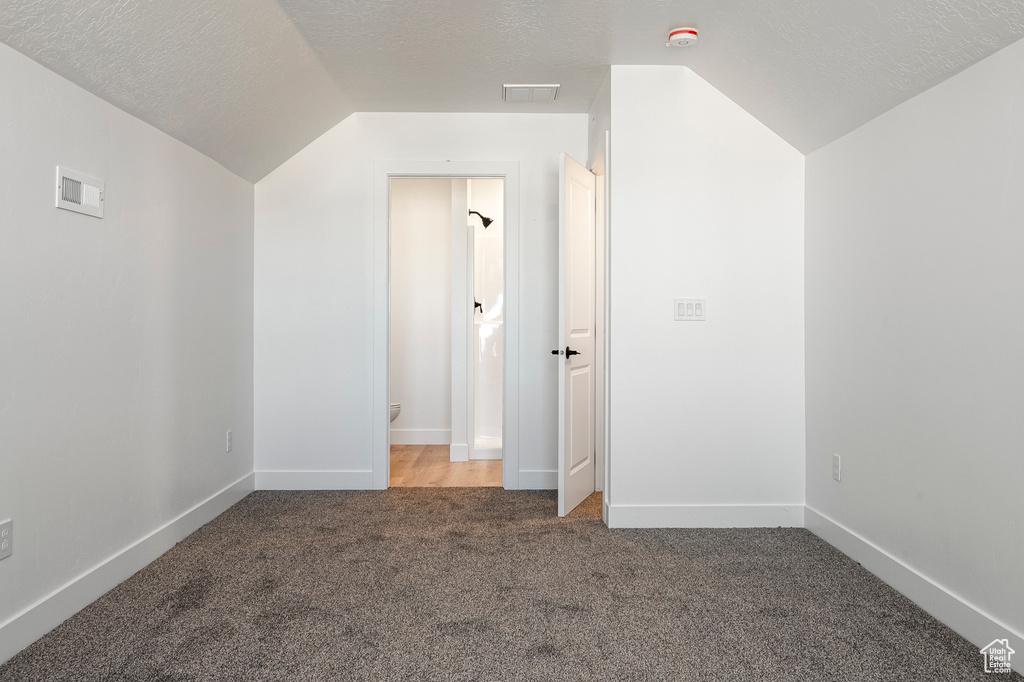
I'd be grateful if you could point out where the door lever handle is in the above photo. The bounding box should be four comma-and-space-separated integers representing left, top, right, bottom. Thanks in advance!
565, 346, 580, 357
551, 349, 563, 355
474, 300, 483, 313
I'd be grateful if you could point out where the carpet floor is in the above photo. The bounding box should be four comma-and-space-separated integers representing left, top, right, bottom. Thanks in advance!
1, 489, 1016, 681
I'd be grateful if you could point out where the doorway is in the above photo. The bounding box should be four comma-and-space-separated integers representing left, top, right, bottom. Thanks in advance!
388, 177, 504, 486
372, 161, 522, 490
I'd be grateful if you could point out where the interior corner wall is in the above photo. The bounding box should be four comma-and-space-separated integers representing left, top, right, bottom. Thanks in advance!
0, 42, 255, 663
254, 112, 588, 488
389, 178, 453, 445
805, 36, 1024, 652
588, 70, 611, 169
607, 66, 805, 528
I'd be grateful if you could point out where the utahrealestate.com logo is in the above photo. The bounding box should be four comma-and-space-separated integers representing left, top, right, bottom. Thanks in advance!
980, 639, 1015, 674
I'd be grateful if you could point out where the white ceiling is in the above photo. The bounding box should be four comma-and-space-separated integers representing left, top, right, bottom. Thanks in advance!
2, 0, 1023, 182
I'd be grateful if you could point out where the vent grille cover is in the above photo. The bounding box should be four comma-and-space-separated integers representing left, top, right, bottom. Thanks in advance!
502, 84, 560, 103
56, 166, 104, 218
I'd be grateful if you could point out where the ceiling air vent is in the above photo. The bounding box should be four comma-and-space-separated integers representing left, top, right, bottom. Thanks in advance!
503, 84, 560, 103
56, 166, 104, 218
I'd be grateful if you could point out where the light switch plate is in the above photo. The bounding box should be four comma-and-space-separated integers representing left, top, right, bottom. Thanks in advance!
0, 519, 11, 560
674, 298, 706, 321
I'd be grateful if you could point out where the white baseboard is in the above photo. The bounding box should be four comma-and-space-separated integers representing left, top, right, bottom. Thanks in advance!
806, 506, 1022, 674
470, 448, 502, 461
607, 503, 804, 529
254, 470, 374, 490
449, 444, 469, 462
389, 429, 451, 445
518, 469, 556, 490
0, 473, 254, 666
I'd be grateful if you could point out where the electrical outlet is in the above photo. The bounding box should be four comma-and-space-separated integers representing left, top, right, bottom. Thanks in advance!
0, 520, 12, 561
832, 454, 842, 482
226, 429, 233, 453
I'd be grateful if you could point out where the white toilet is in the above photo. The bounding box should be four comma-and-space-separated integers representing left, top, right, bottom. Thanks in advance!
389, 402, 401, 423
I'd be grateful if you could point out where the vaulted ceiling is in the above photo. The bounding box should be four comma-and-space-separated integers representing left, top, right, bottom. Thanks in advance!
2, 0, 1023, 182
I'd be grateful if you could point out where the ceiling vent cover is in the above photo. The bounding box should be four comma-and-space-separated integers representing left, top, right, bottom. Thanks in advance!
503, 84, 560, 103
56, 166, 104, 218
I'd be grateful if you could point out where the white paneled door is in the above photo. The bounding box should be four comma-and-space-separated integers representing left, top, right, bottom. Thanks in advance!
557, 153, 597, 516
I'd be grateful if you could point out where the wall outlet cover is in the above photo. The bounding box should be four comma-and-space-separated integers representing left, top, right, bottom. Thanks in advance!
832, 454, 842, 482
0, 519, 11, 560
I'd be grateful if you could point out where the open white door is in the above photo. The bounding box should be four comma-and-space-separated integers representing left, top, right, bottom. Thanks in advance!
557, 153, 597, 516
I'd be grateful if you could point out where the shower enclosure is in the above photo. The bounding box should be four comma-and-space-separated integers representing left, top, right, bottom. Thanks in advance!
465, 178, 503, 460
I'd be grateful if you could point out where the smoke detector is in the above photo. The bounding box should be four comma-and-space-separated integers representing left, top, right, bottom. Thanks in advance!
667, 27, 698, 47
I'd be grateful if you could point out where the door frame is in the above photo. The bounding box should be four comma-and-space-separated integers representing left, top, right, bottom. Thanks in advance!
591, 149, 607, 497
598, 131, 612, 522
372, 160, 521, 489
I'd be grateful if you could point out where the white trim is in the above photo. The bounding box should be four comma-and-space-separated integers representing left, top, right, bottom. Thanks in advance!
591, 152, 606, 493
519, 469, 557, 490
0, 473, 253, 666
602, 130, 612, 523
806, 506, 1023, 672
498, 168, 521, 490
449, 444, 469, 462
373, 163, 391, 490
254, 470, 374, 490
374, 160, 521, 491
469, 448, 502, 461
606, 503, 804, 529
388, 429, 452, 445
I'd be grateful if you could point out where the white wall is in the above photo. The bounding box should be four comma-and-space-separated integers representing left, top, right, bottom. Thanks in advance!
389, 179, 453, 445
806, 36, 1024, 654
588, 70, 611, 170
0, 42, 254, 662
254, 113, 588, 488
450, 180, 471, 461
607, 66, 805, 527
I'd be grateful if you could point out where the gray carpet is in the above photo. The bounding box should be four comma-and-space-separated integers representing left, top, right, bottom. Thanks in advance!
1, 489, 1016, 681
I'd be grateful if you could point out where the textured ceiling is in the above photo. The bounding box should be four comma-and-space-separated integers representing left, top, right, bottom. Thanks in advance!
0, 0, 351, 181
2, 0, 1024, 181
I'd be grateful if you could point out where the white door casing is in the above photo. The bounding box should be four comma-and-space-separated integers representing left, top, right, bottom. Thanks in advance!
591, 151, 606, 494
557, 153, 597, 516
373, 161, 521, 490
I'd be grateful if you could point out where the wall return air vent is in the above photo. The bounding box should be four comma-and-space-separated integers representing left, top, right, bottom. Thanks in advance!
56, 166, 104, 218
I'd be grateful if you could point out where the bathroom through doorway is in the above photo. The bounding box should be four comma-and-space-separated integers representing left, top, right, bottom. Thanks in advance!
388, 177, 505, 487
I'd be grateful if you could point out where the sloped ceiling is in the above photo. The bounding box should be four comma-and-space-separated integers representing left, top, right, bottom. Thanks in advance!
2, 0, 1023, 182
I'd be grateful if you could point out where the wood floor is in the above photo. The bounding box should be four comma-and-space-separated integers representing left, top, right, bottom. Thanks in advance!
390, 444, 502, 487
